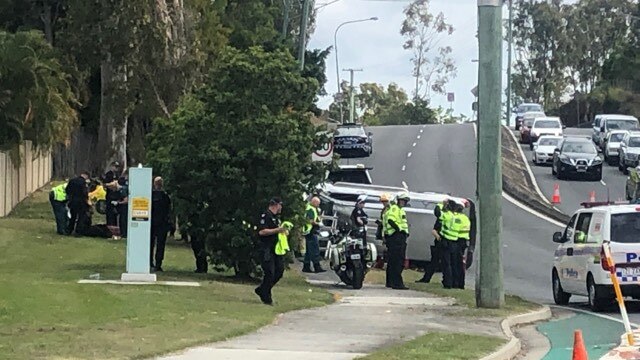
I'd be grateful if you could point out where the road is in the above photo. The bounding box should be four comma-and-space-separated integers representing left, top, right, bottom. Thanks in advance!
514, 127, 629, 215
351, 124, 640, 323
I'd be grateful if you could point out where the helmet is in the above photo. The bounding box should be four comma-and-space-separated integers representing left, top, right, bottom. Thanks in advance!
396, 192, 410, 202
356, 194, 368, 204
380, 193, 391, 202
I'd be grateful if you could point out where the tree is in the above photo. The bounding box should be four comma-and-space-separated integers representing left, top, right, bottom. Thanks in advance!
0, 30, 78, 163
400, 0, 456, 100
146, 46, 327, 276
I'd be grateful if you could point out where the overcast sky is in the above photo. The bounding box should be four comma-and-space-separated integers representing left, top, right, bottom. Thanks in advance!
308, 0, 494, 118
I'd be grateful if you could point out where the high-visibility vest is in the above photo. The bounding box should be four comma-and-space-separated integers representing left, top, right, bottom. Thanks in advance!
441, 211, 458, 241
275, 221, 294, 255
380, 206, 390, 236
454, 213, 471, 240
385, 204, 409, 236
302, 204, 318, 235
52, 183, 67, 202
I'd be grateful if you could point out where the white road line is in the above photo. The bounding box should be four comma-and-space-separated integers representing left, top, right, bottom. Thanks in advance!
402, 165, 406, 171
501, 192, 565, 228
420, 129, 424, 133
407, 152, 412, 158
417, 135, 421, 139
601, 180, 607, 187
412, 142, 417, 147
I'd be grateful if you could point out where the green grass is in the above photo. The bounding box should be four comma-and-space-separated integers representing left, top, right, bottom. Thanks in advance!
365, 269, 538, 318
0, 185, 333, 359
357, 332, 506, 360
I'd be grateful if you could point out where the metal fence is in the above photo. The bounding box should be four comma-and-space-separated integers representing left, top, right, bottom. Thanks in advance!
0, 141, 52, 217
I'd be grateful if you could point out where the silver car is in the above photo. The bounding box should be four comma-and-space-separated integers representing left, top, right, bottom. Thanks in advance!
618, 132, 640, 174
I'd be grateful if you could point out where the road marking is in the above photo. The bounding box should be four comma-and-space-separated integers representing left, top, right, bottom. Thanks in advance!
401, 165, 406, 171
412, 142, 417, 147
417, 135, 421, 139
407, 152, 412, 158
601, 180, 607, 187
419, 129, 424, 133
501, 192, 565, 228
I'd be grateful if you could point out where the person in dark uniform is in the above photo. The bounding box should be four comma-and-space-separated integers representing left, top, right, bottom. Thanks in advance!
116, 169, 129, 238
416, 199, 448, 283
350, 195, 369, 254
150, 176, 172, 272
190, 230, 208, 273
66, 171, 90, 236
102, 161, 122, 226
255, 197, 287, 305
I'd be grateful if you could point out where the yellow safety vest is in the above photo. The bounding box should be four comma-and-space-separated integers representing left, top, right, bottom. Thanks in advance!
454, 213, 471, 240
441, 211, 458, 241
302, 204, 318, 235
52, 183, 67, 202
385, 204, 409, 236
275, 221, 294, 255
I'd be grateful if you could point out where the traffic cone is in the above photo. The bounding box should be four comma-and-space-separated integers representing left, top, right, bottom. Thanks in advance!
572, 330, 588, 360
552, 183, 562, 204
589, 191, 596, 202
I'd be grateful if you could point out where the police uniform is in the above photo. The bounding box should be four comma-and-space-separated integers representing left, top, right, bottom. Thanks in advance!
385, 203, 409, 290
66, 175, 89, 236
256, 208, 284, 304
417, 202, 445, 283
49, 183, 68, 235
441, 206, 470, 289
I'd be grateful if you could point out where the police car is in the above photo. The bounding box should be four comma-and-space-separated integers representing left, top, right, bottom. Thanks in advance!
552, 201, 640, 311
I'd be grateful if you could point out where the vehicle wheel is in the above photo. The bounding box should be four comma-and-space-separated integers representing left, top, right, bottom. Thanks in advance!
587, 275, 609, 312
557, 169, 565, 180
339, 272, 353, 286
351, 260, 364, 290
552, 164, 557, 176
552, 270, 571, 305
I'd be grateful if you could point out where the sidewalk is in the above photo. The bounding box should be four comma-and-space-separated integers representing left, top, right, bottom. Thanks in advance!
156, 274, 507, 360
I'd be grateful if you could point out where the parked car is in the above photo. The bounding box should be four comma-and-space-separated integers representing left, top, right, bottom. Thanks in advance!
515, 103, 544, 130
618, 131, 640, 174
326, 164, 373, 184
592, 114, 639, 147
552, 202, 640, 311
529, 117, 564, 150
333, 123, 373, 158
602, 130, 628, 166
552, 137, 603, 181
532, 135, 563, 165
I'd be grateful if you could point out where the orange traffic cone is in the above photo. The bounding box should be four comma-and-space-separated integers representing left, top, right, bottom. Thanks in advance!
589, 191, 596, 202
572, 330, 588, 360
552, 183, 562, 204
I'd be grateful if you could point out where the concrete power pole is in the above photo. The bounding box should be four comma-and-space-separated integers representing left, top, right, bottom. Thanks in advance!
298, 0, 312, 71
476, 0, 505, 308
506, 0, 513, 127
282, 0, 291, 38
343, 68, 362, 123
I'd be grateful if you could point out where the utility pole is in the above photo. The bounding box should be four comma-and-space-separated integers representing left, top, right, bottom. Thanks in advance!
506, 0, 513, 127
476, 0, 504, 309
343, 68, 362, 124
298, 0, 312, 71
282, 0, 291, 38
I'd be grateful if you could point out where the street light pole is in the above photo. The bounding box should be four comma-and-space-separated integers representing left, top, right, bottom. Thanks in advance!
343, 68, 363, 123
506, 0, 513, 127
476, 0, 504, 309
334, 17, 378, 123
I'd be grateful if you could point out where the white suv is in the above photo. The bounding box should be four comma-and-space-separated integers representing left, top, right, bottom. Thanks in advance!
552, 203, 640, 311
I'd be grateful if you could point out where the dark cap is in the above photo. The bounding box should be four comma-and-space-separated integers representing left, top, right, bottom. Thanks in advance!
269, 197, 283, 206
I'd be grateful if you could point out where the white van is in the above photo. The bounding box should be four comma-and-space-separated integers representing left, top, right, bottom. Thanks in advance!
552, 202, 640, 311
592, 114, 639, 147
529, 117, 564, 150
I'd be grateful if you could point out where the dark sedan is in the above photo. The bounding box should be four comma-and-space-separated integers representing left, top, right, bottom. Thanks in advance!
333, 124, 372, 158
552, 138, 603, 181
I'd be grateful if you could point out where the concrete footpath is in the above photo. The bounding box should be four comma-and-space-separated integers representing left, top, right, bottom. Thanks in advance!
156, 278, 509, 360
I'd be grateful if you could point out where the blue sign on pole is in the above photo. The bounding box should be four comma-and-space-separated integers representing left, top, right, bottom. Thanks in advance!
121, 165, 156, 282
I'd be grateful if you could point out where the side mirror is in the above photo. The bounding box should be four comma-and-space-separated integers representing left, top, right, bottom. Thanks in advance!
553, 231, 564, 243
562, 125, 567, 129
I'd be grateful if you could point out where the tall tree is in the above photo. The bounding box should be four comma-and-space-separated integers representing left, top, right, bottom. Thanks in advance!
400, 0, 456, 100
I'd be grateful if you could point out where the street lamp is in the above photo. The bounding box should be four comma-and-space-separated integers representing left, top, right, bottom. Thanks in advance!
334, 17, 379, 122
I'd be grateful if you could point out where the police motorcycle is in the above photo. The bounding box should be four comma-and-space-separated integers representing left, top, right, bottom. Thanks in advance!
322, 221, 377, 289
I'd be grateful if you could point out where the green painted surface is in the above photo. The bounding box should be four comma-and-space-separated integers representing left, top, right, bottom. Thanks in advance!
538, 313, 624, 359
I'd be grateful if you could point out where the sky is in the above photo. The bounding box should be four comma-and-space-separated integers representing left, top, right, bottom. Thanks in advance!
308, 0, 498, 119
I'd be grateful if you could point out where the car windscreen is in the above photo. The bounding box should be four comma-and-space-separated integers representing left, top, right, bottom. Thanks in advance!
335, 127, 366, 137
327, 170, 370, 184
518, 105, 542, 113
628, 137, 640, 147
534, 120, 560, 128
611, 212, 640, 243
523, 119, 535, 127
539, 138, 560, 146
607, 119, 638, 131
610, 133, 626, 142
562, 141, 596, 154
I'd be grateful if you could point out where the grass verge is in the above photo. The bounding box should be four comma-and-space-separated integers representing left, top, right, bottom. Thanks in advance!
357, 332, 506, 360
0, 185, 333, 359
365, 269, 538, 318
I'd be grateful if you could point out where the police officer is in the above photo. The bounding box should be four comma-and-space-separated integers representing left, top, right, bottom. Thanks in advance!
150, 177, 172, 272
66, 171, 90, 236
351, 195, 369, 250
49, 182, 68, 235
416, 199, 448, 283
255, 197, 287, 305
302, 197, 325, 273
385, 192, 410, 290
441, 200, 470, 289
375, 193, 391, 271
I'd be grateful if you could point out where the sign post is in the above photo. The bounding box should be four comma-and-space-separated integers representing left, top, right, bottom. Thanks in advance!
121, 165, 156, 282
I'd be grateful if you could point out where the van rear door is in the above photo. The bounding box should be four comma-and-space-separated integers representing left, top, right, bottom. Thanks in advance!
609, 212, 640, 281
